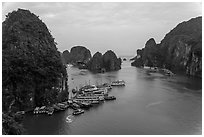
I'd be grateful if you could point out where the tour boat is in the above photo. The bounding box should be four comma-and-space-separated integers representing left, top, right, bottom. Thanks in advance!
104, 96, 116, 100
80, 85, 98, 92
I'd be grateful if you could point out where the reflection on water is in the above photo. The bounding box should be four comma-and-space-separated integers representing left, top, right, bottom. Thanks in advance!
23, 61, 202, 135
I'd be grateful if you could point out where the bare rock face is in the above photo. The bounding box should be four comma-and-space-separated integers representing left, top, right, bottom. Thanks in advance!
131, 16, 202, 78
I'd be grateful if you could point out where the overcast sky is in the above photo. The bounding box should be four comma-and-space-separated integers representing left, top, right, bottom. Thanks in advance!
2, 2, 202, 56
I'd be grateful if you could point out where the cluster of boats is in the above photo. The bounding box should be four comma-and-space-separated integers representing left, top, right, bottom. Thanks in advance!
33, 80, 125, 116
33, 102, 69, 115
68, 80, 124, 115
145, 67, 174, 76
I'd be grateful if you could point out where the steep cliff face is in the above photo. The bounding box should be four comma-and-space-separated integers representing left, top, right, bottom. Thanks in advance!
161, 17, 202, 77
186, 42, 202, 77
131, 16, 202, 77
131, 49, 144, 67
142, 38, 163, 67
87, 50, 121, 72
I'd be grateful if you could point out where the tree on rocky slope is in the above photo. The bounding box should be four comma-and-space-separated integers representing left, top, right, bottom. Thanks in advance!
2, 9, 68, 134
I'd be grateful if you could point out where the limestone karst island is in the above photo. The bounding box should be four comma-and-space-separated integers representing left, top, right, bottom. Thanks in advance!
2, 3, 202, 135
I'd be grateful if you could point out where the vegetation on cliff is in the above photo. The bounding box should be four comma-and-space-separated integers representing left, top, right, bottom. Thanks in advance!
87, 50, 121, 73
62, 50, 70, 64
87, 52, 104, 72
131, 16, 202, 77
62, 46, 121, 72
2, 9, 68, 134
62, 46, 91, 65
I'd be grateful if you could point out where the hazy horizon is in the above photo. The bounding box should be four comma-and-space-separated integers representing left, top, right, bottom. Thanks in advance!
2, 2, 202, 56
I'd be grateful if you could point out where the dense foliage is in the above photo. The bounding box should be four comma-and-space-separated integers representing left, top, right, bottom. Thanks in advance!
2, 9, 68, 134
87, 50, 121, 73
62, 46, 121, 73
62, 46, 91, 65
87, 52, 104, 72
62, 50, 70, 64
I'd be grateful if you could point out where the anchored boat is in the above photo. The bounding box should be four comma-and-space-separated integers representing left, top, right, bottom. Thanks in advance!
73, 109, 84, 115
111, 80, 125, 86
46, 107, 54, 115
104, 95, 116, 100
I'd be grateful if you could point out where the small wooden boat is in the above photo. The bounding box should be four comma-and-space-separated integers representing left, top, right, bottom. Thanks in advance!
57, 103, 69, 109
53, 104, 64, 111
111, 80, 125, 86
70, 103, 80, 110
72, 89, 77, 94
72, 109, 84, 115
16, 111, 25, 115
47, 107, 54, 115
38, 106, 46, 114
80, 102, 92, 108
104, 96, 116, 100
98, 96, 105, 101
33, 107, 40, 114
91, 100, 100, 104
97, 83, 112, 90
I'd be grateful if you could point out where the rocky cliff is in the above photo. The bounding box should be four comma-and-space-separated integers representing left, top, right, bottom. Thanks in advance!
2, 8, 68, 134
87, 50, 121, 73
62, 46, 91, 65
131, 16, 202, 78
103, 50, 122, 72
87, 52, 104, 72
62, 50, 70, 64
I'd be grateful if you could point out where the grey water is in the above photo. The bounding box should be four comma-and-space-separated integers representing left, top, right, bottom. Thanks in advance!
23, 59, 202, 135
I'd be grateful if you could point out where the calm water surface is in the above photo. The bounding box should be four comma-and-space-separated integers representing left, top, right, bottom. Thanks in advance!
23, 59, 202, 135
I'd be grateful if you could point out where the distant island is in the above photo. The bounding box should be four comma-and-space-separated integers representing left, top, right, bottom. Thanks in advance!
131, 16, 202, 78
62, 46, 122, 73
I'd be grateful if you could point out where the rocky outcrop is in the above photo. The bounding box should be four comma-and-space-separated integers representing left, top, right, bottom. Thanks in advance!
62, 50, 70, 64
131, 38, 163, 68
87, 50, 121, 72
131, 49, 144, 67
62, 46, 91, 66
131, 16, 202, 78
103, 50, 122, 71
142, 38, 162, 67
69, 46, 91, 64
87, 52, 104, 72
